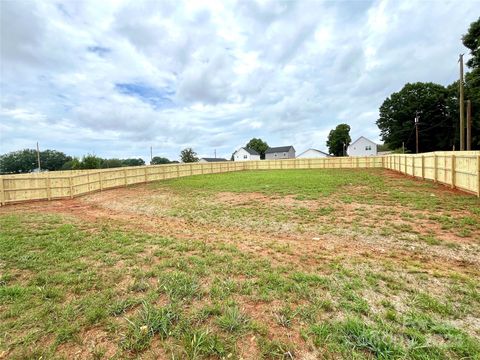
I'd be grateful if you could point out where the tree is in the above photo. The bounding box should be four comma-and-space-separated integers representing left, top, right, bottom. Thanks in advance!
40, 150, 71, 171
150, 156, 171, 165
61, 158, 81, 170
246, 138, 269, 159
121, 158, 145, 167
326, 124, 351, 156
0, 149, 37, 173
461, 17, 480, 149
80, 154, 102, 169
101, 158, 123, 168
180, 148, 198, 163
376, 83, 456, 152
462, 17, 480, 69
0, 149, 71, 174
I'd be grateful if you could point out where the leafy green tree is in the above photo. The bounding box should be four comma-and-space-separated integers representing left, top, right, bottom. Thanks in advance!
326, 124, 351, 156
0, 149, 37, 173
0, 149, 71, 173
246, 138, 269, 159
101, 158, 123, 168
461, 17, 480, 149
180, 148, 198, 163
61, 158, 81, 170
121, 158, 145, 167
377, 83, 456, 152
150, 156, 171, 165
40, 150, 71, 171
462, 17, 480, 69
79, 154, 102, 169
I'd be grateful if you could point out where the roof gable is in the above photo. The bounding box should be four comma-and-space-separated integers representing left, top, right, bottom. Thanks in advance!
349, 136, 377, 147
265, 146, 295, 154
237, 147, 259, 155
297, 148, 330, 157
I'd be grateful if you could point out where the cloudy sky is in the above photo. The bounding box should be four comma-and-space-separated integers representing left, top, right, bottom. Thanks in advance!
1, 0, 478, 161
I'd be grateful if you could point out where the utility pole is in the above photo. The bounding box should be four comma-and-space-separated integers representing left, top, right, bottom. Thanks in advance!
415, 112, 420, 154
402, 142, 405, 154
36, 142, 41, 171
150, 146, 153, 163
466, 100, 472, 151
214, 149, 216, 159
459, 54, 465, 151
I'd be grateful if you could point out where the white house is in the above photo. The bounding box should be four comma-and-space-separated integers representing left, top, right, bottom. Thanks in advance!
296, 148, 330, 158
347, 136, 378, 156
233, 147, 260, 161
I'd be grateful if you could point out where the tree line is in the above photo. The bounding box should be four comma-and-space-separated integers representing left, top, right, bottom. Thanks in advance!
326, 18, 479, 155
0, 149, 150, 174
377, 17, 480, 153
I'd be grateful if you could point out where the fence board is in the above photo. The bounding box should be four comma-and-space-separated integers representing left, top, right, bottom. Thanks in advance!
1, 152, 479, 205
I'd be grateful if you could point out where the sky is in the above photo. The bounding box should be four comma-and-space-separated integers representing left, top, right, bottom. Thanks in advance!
1, 0, 478, 162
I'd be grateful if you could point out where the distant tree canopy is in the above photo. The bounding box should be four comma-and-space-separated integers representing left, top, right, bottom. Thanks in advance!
150, 156, 171, 165
122, 158, 145, 167
246, 138, 269, 159
377, 82, 456, 153
462, 17, 480, 69
180, 148, 198, 163
0, 149, 148, 173
326, 124, 351, 156
377, 18, 480, 151
0, 149, 72, 174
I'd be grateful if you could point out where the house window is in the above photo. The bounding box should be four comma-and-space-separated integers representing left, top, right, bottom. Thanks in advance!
365, 146, 371, 151
283, 153, 286, 156
244, 155, 247, 159
275, 154, 277, 157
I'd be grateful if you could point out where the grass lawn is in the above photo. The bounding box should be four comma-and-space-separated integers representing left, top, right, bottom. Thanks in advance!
1, 169, 479, 359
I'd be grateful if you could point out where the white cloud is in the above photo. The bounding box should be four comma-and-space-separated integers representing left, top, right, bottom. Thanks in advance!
1, 0, 478, 160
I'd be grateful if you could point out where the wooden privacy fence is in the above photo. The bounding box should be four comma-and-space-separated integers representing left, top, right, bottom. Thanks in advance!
384, 151, 480, 197
0, 152, 478, 206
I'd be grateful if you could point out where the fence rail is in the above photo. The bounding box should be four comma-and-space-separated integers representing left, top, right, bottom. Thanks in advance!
0, 152, 478, 206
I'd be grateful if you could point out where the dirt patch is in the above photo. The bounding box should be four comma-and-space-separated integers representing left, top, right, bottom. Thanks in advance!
2, 186, 479, 276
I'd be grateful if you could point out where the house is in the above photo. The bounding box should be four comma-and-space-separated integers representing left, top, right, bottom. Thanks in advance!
296, 148, 330, 158
233, 147, 261, 161
265, 146, 295, 160
199, 157, 228, 163
347, 136, 378, 156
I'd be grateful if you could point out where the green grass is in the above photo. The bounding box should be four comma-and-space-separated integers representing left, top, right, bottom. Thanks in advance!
1, 169, 479, 358
153, 168, 386, 198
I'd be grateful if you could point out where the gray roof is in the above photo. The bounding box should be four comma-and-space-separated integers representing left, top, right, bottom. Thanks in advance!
242, 147, 260, 155
265, 146, 295, 154
201, 158, 228, 162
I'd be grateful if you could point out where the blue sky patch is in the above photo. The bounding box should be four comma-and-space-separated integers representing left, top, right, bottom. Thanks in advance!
87, 46, 111, 57
115, 83, 174, 109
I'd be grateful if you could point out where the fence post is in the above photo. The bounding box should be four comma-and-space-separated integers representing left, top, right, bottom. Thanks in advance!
0, 177, 5, 206
421, 155, 425, 179
99, 172, 103, 191
124, 169, 128, 187
404, 155, 407, 174
433, 154, 437, 183
69, 176, 74, 198
477, 155, 480, 197
451, 154, 456, 189
46, 174, 52, 200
